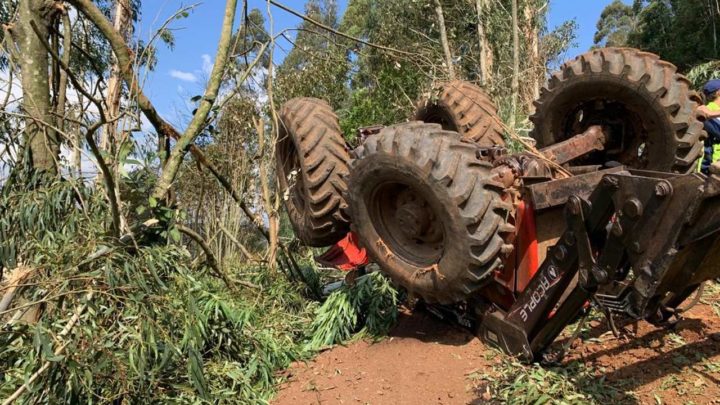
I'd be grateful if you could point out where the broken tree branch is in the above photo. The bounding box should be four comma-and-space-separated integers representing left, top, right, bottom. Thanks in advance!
150, 0, 238, 200
176, 224, 259, 290
2, 290, 94, 405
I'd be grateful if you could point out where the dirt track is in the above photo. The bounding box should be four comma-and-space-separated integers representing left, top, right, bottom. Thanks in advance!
274, 299, 720, 404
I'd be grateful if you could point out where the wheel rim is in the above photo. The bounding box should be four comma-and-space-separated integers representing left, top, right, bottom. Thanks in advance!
558, 99, 654, 168
368, 181, 444, 267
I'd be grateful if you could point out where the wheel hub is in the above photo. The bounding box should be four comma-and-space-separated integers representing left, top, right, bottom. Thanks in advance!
369, 183, 445, 266
397, 201, 431, 239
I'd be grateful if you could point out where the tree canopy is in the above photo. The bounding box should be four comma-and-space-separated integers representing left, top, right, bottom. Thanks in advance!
595, 0, 720, 71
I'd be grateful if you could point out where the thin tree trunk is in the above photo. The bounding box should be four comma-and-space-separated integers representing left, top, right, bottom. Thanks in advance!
434, 0, 455, 80
56, 13, 71, 136
101, 0, 132, 157
253, 117, 278, 266
511, 0, 520, 128
524, 0, 541, 107
475, 0, 492, 85
16, 0, 59, 174
100, 0, 133, 233
74, 93, 84, 177
66, 0, 240, 202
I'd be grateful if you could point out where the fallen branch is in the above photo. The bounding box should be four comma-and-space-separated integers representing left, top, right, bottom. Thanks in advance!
217, 222, 263, 263
177, 224, 259, 291
0, 266, 33, 313
2, 290, 94, 405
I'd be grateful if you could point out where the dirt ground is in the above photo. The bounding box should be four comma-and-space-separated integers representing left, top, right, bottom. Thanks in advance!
273, 291, 720, 405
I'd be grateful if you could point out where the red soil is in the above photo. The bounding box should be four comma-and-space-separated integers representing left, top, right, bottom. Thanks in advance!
274, 302, 720, 405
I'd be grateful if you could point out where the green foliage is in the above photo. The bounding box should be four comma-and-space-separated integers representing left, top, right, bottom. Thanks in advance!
339, 66, 424, 141
0, 177, 402, 403
687, 60, 720, 89
0, 0, 17, 69
0, 180, 315, 403
594, 0, 640, 47
0, 176, 96, 269
275, 0, 350, 110
331, 0, 578, 137
471, 355, 630, 404
306, 272, 398, 350
595, 0, 720, 71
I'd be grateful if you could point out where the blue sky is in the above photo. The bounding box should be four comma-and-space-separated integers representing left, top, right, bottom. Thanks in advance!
137, 0, 623, 126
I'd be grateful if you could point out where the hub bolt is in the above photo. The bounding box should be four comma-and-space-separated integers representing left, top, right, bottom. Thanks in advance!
655, 182, 672, 198
623, 198, 643, 218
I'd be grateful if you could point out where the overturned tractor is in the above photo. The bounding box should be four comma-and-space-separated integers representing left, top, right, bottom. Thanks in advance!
275, 48, 720, 362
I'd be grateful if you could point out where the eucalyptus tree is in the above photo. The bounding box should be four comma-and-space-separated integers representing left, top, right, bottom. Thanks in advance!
595, 0, 720, 72
275, 0, 350, 110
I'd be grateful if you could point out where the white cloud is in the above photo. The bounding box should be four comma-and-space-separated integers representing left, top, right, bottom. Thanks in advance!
201, 54, 213, 75
169, 69, 198, 82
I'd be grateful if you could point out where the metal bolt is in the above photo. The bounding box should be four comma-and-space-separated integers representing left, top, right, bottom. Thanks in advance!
631, 241, 642, 253
655, 182, 672, 198
602, 176, 619, 189
554, 245, 568, 262
623, 198, 643, 218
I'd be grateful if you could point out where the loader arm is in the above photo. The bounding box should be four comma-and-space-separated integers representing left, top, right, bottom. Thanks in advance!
479, 170, 720, 362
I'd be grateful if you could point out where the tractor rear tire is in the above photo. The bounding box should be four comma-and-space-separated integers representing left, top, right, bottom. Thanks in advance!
530, 47, 704, 173
347, 122, 513, 304
414, 81, 506, 148
277, 98, 350, 247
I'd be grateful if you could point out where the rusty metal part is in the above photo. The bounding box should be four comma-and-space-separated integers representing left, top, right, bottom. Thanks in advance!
540, 125, 608, 165
568, 165, 604, 175
491, 164, 518, 189
523, 166, 625, 211
357, 125, 384, 143
477, 146, 509, 164
491, 154, 555, 188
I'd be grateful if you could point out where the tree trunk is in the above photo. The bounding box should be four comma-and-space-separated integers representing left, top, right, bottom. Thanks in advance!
434, 0, 455, 80
475, 0, 492, 85
253, 117, 278, 266
101, 0, 132, 158
56, 12, 71, 135
511, 0, 520, 127
73, 93, 84, 177
524, 0, 541, 110
16, 0, 59, 174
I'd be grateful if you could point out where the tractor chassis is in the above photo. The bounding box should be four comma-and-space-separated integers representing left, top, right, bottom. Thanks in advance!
348, 124, 720, 362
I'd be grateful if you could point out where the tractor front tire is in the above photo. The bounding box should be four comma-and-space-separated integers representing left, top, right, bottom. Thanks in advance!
347, 122, 513, 304
276, 98, 350, 247
414, 81, 506, 148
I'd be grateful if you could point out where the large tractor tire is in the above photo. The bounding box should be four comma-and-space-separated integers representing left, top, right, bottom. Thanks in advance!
276, 98, 350, 247
347, 122, 514, 304
530, 47, 704, 173
414, 80, 506, 148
